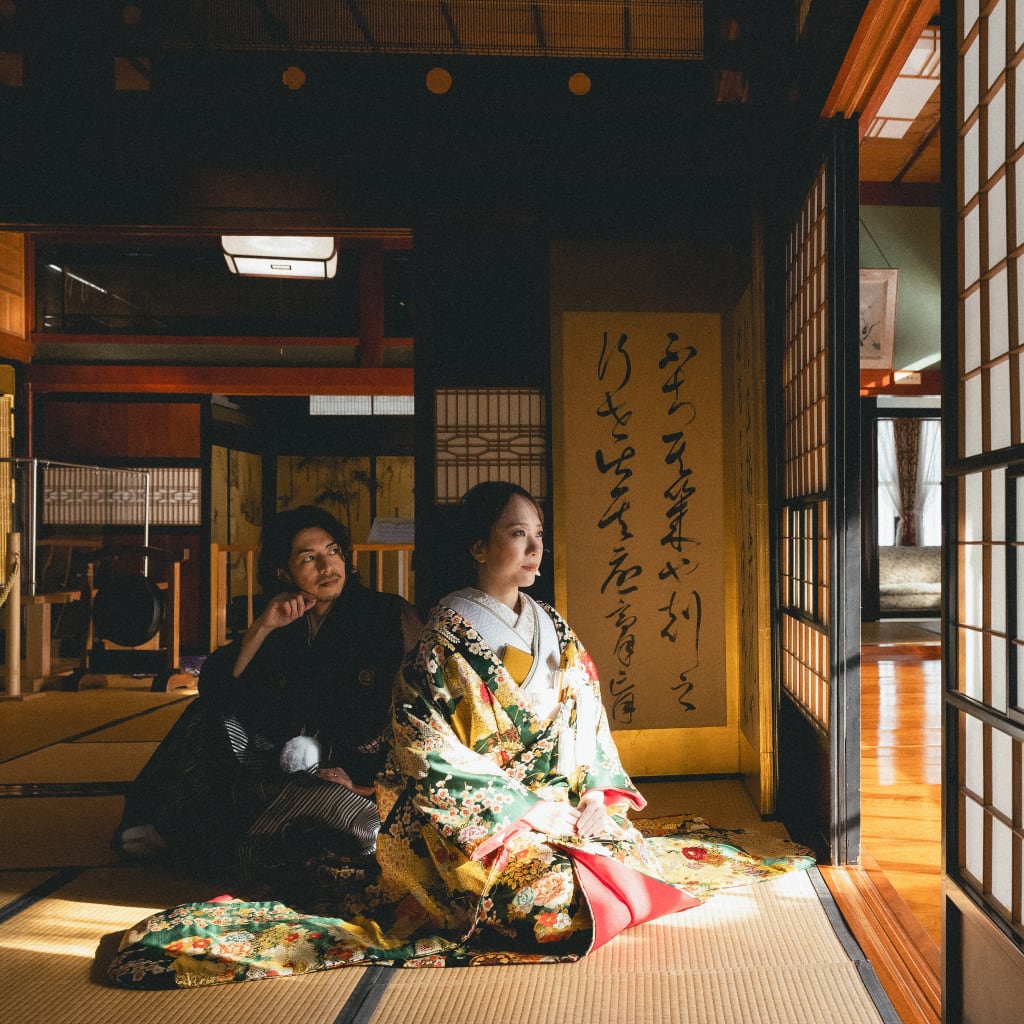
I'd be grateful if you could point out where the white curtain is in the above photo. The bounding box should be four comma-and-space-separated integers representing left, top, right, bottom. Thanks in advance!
876, 417, 942, 547
877, 419, 902, 546
915, 418, 941, 545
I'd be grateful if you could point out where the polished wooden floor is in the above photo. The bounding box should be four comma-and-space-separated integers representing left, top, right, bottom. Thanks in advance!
860, 646, 942, 947
820, 624, 943, 1024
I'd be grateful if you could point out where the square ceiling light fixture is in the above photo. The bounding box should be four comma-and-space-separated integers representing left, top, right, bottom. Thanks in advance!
864, 25, 940, 140
221, 235, 338, 278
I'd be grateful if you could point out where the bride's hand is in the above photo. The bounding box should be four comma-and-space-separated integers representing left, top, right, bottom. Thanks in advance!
522, 799, 580, 836
574, 790, 611, 838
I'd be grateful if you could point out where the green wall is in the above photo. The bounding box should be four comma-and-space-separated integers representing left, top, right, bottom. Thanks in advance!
860, 205, 941, 372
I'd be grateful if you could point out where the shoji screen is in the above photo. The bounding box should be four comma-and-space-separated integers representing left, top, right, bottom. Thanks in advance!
950, 0, 1024, 951
781, 166, 833, 731
774, 117, 860, 864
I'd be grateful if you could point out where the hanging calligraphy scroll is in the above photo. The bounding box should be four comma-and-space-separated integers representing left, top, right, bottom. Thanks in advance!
559, 313, 726, 731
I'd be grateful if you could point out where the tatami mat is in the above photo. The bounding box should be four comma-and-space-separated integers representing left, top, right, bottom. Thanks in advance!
81, 701, 193, 743
367, 870, 886, 1024
639, 778, 780, 828
372, 962, 884, 1024
0, 690, 900, 1024
0, 871, 58, 910
0, 742, 157, 784
0, 692, 192, 762
0, 867, 889, 1024
0, 866, 376, 1024
0, 795, 124, 868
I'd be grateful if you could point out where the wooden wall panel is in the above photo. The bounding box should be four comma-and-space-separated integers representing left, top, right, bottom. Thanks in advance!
0, 231, 31, 362
41, 400, 202, 459
0, 232, 25, 339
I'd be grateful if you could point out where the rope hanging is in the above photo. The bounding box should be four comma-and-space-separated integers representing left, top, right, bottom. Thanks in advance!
0, 549, 19, 609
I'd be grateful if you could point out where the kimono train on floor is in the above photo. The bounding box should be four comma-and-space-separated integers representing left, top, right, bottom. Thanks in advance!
106, 593, 813, 988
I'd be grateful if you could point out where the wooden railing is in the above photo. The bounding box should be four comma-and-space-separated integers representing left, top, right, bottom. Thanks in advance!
351, 543, 414, 600
209, 543, 257, 650
210, 541, 415, 651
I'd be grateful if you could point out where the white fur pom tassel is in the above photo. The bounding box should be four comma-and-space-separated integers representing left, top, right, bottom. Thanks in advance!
280, 734, 321, 773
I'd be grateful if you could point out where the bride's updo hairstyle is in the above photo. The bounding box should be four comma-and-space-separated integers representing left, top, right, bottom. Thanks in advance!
458, 481, 543, 567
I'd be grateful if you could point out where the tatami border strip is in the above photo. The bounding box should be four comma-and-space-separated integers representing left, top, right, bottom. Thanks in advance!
807, 866, 903, 1024
0, 866, 83, 925
332, 964, 399, 1024
0, 695, 194, 765
0, 781, 130, 798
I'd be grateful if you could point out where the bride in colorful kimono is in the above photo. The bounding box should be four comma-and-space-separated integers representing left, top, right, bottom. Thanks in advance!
107, 482, 813, 987
374, 480, 699, 956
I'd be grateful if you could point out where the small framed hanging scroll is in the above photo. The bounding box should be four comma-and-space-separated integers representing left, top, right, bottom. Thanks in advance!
859, 268, 899, 369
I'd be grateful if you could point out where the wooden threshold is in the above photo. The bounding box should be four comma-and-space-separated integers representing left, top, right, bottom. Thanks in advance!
819, 854, 941, 1024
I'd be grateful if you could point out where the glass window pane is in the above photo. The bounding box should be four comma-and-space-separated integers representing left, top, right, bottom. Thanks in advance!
918, 420, 943, 545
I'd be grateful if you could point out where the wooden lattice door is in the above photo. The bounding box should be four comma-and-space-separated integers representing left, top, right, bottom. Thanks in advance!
772, 117, 862, 865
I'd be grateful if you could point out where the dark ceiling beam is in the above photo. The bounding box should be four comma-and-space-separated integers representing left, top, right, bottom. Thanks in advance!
165, 0, 209, 51
345, 0, 376, 47
254, 0, 291, 44
822, 0, 938, 132
859, 181, 940, 206
24, 364, 414, 397
439, 2, 461, 47
531, 4, 546, 49
893, 119, 940, 185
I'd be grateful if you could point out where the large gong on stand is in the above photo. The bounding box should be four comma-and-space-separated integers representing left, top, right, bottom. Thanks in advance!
63, 544, 192, 692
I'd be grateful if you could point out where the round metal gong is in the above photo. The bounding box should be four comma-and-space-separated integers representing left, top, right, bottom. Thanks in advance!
91, 572, 165, 648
